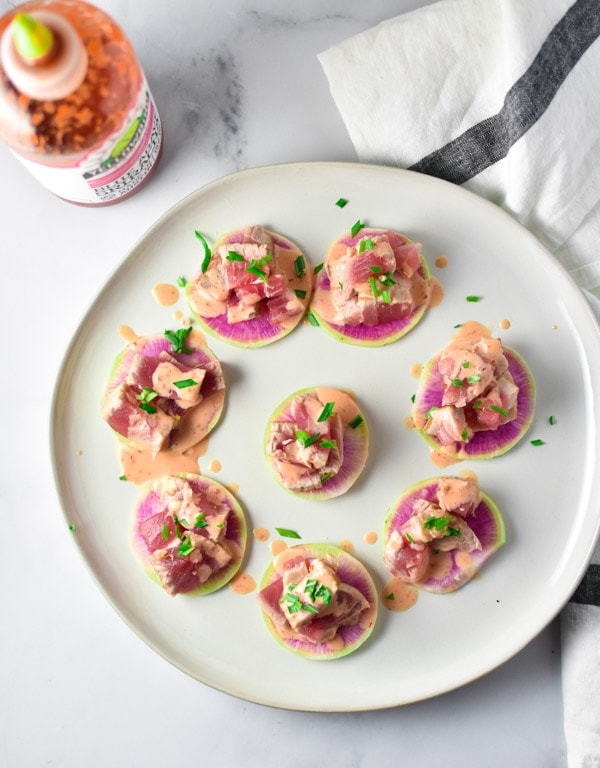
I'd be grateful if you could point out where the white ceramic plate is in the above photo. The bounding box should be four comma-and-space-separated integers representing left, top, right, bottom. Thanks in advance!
51, 162, 600, 711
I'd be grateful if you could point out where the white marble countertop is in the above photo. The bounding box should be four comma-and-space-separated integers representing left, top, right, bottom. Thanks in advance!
0, 0, 566, 765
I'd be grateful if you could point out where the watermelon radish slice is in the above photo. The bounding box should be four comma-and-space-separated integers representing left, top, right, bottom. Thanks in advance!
186, 225, 313, 348
256, 543, 378, 660
101, 329, 225, 455
412, 323, 535, 460
132, 473, 247, 596
383, 476, 505, 593
264, 386, 369, 500
310, 227, 431, 347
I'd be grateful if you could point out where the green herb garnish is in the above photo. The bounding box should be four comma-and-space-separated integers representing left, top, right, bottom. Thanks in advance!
424, 515, 451, 531
275, 527, 302, 539
530, 439, 545, 446
294, 254, 306, 278
226, 250, 245, 262
317, 401, 335, 422
164, 326, 193, 354
194, 230, 212, 273
351, 219, 365, 238
294, 289, 307, 299
307, 312, 319, 326
296, 430, 321, 447
467, 375, 481, 383
176, 275, 187, 287
314, 262, 324, 275
319, 438, 338, 450
487, 405, 509, 417
137, 387, 158, 414
349, 414, 363, 429
161, 524, 170, 541
194, 513, 208, 529
320, 472, 333, 483
178, 535, 195, 557
466, 295, 482, 302
335, 198, 348, 208
173, 378, 197, 389
548, 415, 555, 425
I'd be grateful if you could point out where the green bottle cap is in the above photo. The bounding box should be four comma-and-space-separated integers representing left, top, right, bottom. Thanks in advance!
12, 13, 54, 60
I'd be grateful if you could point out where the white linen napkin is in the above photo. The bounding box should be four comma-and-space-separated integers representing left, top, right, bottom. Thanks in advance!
319, 0, 600, 763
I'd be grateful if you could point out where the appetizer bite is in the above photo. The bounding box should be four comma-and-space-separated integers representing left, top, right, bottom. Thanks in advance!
310, 226, 431, 346
256, 544, 378, 659
133, 473, 247, 596
101, 328, 225, 456
412, 321, 535, 460
186, 224, 312, 347
264, 386, 369, 499
383, 475, 505, 592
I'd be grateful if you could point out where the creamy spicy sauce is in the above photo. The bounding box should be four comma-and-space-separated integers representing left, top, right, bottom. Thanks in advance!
230, 571, 256, 595
338, 539, 354, 553
152, 283, 179, 307
269, 539, 288, 556
427, 276, 444, 309
253, 526, 269, 542
382, 577, 418, 612
410, 362, 423, 378
499, 318, 511, 330
207, 459, 222, 473
364, 531, 378, 545
434, 255, 449, 268
117, 438, 209, 485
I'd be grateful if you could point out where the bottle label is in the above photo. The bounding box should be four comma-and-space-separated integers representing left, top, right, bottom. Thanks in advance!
12, 79, 162, 204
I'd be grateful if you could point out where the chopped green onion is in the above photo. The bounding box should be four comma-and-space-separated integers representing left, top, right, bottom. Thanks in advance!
359, 239, 374, 253
369, 264, 383, 273
381, 289, 391, 304
226, 250, 245, 262
487, 405, 509, 417
68, 523, 76, 532
275, 527, 302, 539
173, 514, 183, 540
335, 198, 348, 208
317, 401, 335, 422
349, 414, 363, 429
466, 295, 482, 302
548, 415, 555, 425
467, 375, 481, 383
173, 378, 197, 389
405, 532, 415, 544
314, 262, 324, 274
195, 513, 208, 529
118, 475, 127, 481
410, 393, 416, 403
137, 387, 158, 414
161, 524, 170, 541
294, 254, 306, 278
385, 593, 395, 600
424, 515, 451, 531
425, 406, 439, 419
294, 289, 307, 299
176, 275, 187, 287
320, 472, 333, 483
194, 230, 212, 273
319, 438, 338, 450
452, 379, 464, 387
462, 361, 470, 368
369, 275, 381, 297
461, 428, 468, 441
472, 400, 483, 410
246, 260, 268, 283
447, 527, 461, 538
296, 429, 321, 447
530, 439, 545, 446
351, 220, 365, 238
307, 312, 319, 326
178, 535, 195, 557
164, 326, 193, 354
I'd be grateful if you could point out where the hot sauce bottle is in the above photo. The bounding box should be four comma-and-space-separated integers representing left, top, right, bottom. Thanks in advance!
0, 0, 163, 205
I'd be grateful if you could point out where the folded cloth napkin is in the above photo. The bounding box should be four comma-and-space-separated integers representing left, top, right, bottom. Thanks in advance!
319, 0, 600, 763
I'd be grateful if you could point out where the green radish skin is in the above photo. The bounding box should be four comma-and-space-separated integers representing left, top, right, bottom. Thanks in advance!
310, 227, 431, 347
132, 473, 247, 596
412, 344, 536, 461
264, 386, 369, 500
383, 477, 506, 593
257, 543, 378, 660
186, 227, 313, 348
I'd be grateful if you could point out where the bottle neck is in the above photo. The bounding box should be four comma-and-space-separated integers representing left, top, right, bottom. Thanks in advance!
1, 11, 88, 101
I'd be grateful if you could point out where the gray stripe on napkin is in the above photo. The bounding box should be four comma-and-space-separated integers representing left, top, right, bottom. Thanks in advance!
409, 0, 600, 184
570, 564, 600, 606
